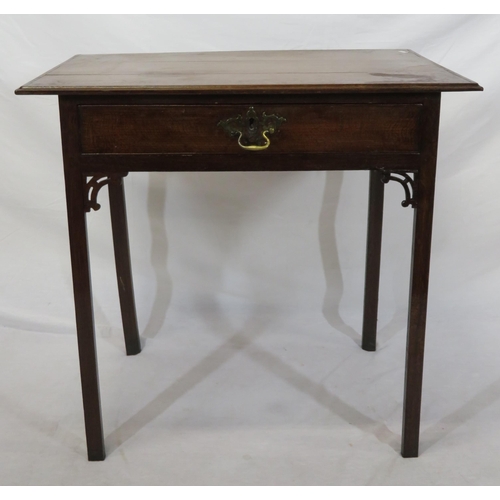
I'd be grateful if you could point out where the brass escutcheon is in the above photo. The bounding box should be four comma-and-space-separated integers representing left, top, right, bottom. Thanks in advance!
218, 107, 286, 151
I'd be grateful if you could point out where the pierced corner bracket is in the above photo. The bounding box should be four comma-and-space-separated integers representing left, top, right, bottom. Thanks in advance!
85, 173, 127, 212
380, 171, 417, 208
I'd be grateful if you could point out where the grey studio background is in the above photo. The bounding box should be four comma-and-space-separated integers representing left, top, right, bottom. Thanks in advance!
0, 15, 498, 485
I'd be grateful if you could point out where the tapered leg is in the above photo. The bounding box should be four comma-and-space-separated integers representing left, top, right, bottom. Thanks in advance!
362, 170, 385, 351
401, 168, 436, 457
109, 177, 142, 355
401, 94, 440, 458
63, 169, 105, 461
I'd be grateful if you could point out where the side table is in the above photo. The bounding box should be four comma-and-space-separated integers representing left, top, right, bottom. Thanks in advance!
16, 50, 482, 460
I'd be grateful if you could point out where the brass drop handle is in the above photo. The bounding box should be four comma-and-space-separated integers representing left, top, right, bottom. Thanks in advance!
237, 130, 270, 151
218, 107, 286, 151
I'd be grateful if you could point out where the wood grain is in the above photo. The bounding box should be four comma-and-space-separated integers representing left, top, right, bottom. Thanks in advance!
16, 49, 482, 461
401, 93, 441, 458
15, 50, 483, 95
79, 103, 423, 155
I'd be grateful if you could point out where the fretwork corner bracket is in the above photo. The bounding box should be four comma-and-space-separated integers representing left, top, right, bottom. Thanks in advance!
85, 173, 127, 212
380, 171, 417, 208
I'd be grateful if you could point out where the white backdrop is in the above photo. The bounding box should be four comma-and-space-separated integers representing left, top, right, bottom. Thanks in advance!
0, 15, 499, 485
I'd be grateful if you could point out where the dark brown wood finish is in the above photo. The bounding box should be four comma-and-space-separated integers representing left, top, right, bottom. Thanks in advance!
401, 93, 441, 458
108, 176, 142, 356
59, 97, 105, 461
58, 93, 430, 175
17, 51, 482, 461
362, 170, 385, 352
79, 103, 422, 154
15, 50, 482, 94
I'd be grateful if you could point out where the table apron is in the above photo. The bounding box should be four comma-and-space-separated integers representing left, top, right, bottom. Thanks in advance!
75, 152, 422, 174
59, 94, 441, 175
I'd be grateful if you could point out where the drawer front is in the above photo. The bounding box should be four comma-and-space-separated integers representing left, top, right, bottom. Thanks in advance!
79, 104, 422, 155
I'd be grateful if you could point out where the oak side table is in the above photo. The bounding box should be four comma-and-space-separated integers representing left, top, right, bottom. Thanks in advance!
16, 50, 482, 461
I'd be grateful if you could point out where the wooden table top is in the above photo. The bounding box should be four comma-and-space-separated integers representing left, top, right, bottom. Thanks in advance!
15, 49, 482, 95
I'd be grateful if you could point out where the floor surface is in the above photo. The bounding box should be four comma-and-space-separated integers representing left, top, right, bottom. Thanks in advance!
1, 301, 499, 485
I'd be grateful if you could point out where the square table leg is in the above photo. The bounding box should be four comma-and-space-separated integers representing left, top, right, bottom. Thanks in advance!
401, 166, 437, 458
109, 176, 142, 356
60, 97, 106, 461
401, 94, 440, 457
63, 168, 106, 461
362, 169, 385, 351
